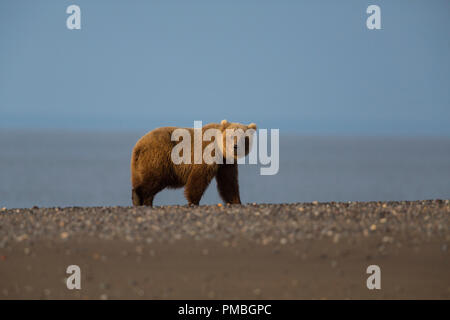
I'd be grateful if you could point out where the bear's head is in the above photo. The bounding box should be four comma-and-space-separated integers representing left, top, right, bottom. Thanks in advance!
219, 119, 257, 161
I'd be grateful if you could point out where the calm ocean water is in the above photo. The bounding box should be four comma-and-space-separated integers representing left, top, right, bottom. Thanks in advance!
0, 130, 449, 208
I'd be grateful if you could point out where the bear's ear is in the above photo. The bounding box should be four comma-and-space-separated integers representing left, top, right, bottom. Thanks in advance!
248, 123, 257, 130
221, 119, 229, 126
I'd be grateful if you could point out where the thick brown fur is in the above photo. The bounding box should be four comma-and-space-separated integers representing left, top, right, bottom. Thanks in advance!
131, 120, 256, 206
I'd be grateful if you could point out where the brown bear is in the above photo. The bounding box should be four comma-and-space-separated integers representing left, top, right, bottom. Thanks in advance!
131, 120, 257, 206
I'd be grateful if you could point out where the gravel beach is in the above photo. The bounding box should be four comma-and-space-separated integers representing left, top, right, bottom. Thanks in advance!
0, 200, 449, 299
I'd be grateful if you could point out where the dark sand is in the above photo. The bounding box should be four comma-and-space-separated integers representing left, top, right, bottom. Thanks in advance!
0, 200, 449, 299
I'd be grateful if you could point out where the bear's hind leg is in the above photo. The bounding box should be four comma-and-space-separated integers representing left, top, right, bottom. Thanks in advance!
142, 194, 155, 206
133, 183, 164, 207
132, 187, 143, 206
216, 164, 241, 204
184, 166, 214, 206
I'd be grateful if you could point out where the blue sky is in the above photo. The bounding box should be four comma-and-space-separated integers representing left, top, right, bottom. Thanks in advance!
1, 0, 449, 135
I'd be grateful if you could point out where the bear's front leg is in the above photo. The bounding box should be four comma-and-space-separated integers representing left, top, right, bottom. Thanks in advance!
184, 165, 215, 206
216, 163, 241, 205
